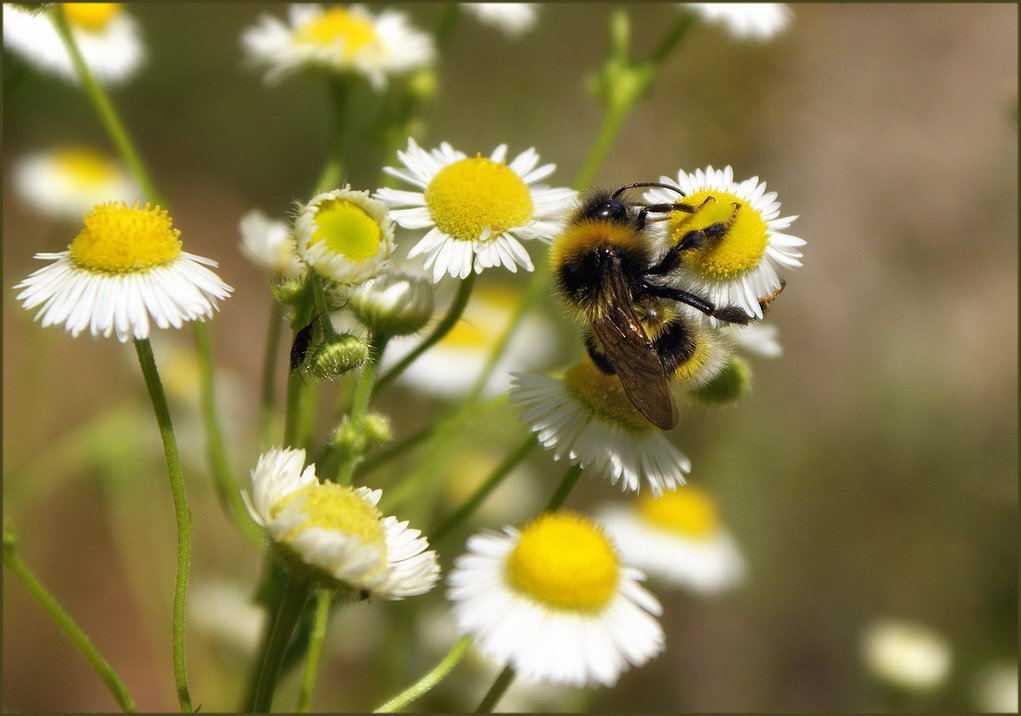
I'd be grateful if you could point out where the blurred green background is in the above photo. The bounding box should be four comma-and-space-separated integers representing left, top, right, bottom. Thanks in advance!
3, 3, 1017, 712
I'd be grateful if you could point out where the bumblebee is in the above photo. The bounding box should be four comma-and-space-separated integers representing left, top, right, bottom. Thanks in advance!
551, 183, 782, 431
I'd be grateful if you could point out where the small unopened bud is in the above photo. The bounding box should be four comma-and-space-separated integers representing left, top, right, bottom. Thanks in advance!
330, 416, 367, 458
408, 69, 437, 103
272, 277, 308, 306
362, 413, 392, 447
686, 356, 752, 406
310, 333, 369, 378
348, 272, 434, 337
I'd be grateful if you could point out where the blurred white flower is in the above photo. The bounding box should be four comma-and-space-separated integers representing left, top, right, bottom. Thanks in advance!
861, 618, 952, 693
972, 661, 1018, 713
238, 209, 303, 278
189, 579, 265, 654
597, 486, 745, 594
682, 3, 792, 40
241, 3, 433, 89
12, 146, 141, 221
462, 4, 538, 38
3, 3, 146, 84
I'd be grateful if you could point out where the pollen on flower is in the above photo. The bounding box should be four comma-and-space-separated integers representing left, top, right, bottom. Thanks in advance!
424, 156, 534, 242
669, 190, 768, 280
275, 483, 388, 557
54, 148, 118, 189
295, 6, 376, 56
309, 199, 382, 263
506, 511, 619, 611
563, 360, 653, 432
68, 202, 182, 273
638, 486, 718, 538
63, 3, 122, 31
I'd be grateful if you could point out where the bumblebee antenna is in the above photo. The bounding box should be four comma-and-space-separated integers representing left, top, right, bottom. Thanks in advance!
611, 182, 686, 201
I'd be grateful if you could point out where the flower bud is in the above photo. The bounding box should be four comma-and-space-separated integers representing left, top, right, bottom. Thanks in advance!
348, 271, 434, 337
310, 333, 370, 378
361, 412, 392, 447
272, 277, 308, 306
686, 355, 752, 406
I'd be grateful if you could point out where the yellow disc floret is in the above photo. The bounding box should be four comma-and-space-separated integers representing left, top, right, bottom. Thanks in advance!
424, 156, 534, 242
669, 191, 768, 280
506, 511, 619, 612
295, 6, 376, 57
564, 360, 653, 432
275, 483, 388, 560
54, 147, 118, 189
638, 486, 718, 538
69, 202, 182, 273
309, 198, 382, 263
63, 3, 122, 32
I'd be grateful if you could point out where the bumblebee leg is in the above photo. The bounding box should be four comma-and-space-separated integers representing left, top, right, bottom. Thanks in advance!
641, 283, 751, 325
674, 202, 742, 251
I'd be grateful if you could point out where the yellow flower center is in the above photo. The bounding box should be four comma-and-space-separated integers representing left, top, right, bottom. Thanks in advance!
563, 360, 653, 432
638, 486, 719, 538
506, 511, 619, 612
308, 198, 382, 263
295, 6, 376, 58
669, 190, 768, 280
424, 156, 534, 242
275, 483, 388, 564
63, 3, 122, 31
54, 147, 118, 190
68, 202, 182, 273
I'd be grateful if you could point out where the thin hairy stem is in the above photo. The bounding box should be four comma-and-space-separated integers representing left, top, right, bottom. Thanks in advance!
4, 527, 138, 712
374, 636, 472, 713
133, 338, 193, 712
296, 591, 332, 712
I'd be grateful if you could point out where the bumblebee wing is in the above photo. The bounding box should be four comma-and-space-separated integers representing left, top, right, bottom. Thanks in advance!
590, 258, 678, 431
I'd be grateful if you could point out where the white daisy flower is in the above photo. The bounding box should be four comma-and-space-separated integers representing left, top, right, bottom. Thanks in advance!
238, 209, 304, 278
375, 138, 576, 283
3, 3, 146, 85
511, 361, 691, 495
189, 578, 266, 654
384, 282, 556, 398
462, 4, 538, 38
13, 202, 232, 343
597, 486, 745, 594
241, 3, 434, 89
293, 186, 395, 285
447, 510, 664, 688
682, 3, 793, 41
12, 146, 141, 221
645, 165, 804, 321
243, 447, 440, 599
861, 618, 952, 693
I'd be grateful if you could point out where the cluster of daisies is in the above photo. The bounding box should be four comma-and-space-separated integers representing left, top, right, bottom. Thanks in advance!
9, 0, 803, 699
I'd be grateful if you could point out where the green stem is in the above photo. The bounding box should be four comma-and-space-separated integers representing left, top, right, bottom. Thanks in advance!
649, 9, 699, 67
374, 636, 472, 713
430, 435, 536, 545
336, 332, 389, 484
545, 464, 585, 512
249, 575, 313, 713
474, 664, 515, 714
260, 300, 285, 449
48, 6, 163, 206
572, 102, 630, 193
3, 526, 138, 712
193, 321, 260, 542
375, 272, 476, 392
132, 338, 193, 712
311, 278, 339, 338
314, 77, 352, 194
296, 591, 332, 713
433, 3, 462, 51
284, 368, 306, 447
